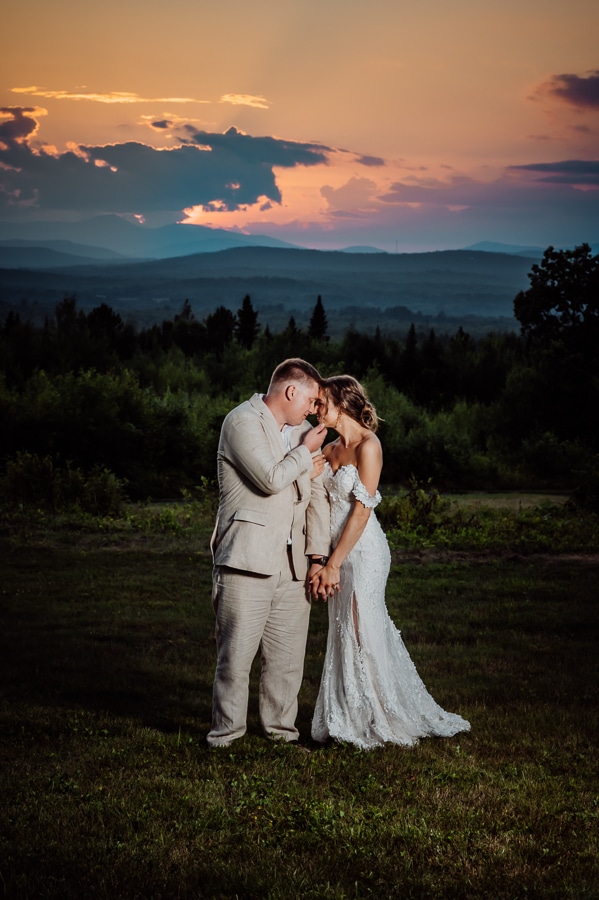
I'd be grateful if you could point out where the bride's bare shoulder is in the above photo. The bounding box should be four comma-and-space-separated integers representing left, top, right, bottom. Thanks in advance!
356, 432, 382, 461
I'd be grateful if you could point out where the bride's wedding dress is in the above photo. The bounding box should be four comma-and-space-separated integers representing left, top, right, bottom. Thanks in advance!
311, 463, 471, 750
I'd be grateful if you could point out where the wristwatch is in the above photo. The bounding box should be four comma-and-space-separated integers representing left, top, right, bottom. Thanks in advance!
311, 556, 329, 566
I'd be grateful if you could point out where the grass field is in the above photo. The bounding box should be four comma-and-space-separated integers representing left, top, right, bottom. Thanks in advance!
444, 492, 570, 511
1, 507, 598, 899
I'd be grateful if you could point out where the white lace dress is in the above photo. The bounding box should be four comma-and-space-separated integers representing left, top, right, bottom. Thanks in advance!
311, 463, 471, 750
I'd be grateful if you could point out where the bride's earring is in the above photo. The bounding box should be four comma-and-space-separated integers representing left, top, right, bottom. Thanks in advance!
334, 410, 342, 429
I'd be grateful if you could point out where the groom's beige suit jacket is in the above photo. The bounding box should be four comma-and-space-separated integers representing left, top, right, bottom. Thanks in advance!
211, 393, 330, 578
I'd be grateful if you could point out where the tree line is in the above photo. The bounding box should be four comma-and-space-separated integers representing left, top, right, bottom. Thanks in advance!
1, 244, 597, 509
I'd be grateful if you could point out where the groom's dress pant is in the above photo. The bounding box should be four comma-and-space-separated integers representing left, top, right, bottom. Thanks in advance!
206, 550, 311, 747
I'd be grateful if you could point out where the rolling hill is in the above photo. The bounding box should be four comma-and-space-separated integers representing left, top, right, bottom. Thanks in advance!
0, 242, 537, 335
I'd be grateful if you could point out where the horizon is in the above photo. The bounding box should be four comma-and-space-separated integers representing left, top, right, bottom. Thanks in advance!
3, 213, 593, 258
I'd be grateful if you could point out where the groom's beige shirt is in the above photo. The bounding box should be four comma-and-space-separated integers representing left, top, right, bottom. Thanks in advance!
211, 393, 330, 578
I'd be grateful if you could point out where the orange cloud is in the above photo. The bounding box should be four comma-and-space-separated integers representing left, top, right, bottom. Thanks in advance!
12, 87, 207, 105
220, 94, 270, 109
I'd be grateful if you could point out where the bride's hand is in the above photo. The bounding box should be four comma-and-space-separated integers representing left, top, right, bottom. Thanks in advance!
311, 563, 340, 600
310, 452, 325, 479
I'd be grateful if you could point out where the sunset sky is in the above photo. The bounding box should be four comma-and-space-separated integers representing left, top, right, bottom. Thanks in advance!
2, 0, 598, 252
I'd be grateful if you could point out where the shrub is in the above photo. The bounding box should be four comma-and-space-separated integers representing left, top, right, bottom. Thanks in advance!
377, 477, 451, 539
567, 458, 599, 514
0, 451, 126, 516
519, 432, 592, 483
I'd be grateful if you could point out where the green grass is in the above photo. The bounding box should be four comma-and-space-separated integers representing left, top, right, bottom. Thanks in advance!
379, 491, 599, 555
444, 491, 570, 510
1, 509, 598, 899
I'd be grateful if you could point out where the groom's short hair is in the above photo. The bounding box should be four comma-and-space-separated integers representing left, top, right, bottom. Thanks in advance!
268, 358, 323, 391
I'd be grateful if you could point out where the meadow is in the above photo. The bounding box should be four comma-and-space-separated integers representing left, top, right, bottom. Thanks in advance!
1, 499, 598, 899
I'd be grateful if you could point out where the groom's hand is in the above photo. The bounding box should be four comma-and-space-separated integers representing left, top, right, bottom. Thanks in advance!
302, 423, 327, 454
308, 564, 328, 601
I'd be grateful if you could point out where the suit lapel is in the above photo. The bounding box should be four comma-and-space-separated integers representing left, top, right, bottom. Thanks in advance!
249, 393, 285, 461
248, 395, 308, 500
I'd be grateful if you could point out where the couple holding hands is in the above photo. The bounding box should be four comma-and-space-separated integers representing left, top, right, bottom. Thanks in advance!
207, 358, 470, 751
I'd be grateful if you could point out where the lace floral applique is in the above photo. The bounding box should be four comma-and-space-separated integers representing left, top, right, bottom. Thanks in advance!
352, 479, 381, 509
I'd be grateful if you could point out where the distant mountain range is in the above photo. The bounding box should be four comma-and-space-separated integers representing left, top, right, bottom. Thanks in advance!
0, 215, 298, 262
0, 215, 569, 264
0, 216, 595, 335
463, 241, 547, 257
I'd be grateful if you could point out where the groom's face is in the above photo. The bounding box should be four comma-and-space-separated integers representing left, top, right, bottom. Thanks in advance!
285, 380, 321, 425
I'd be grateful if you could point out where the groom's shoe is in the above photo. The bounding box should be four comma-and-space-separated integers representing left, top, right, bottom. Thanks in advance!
267, 733, 312, 753
288, 740, 312, 754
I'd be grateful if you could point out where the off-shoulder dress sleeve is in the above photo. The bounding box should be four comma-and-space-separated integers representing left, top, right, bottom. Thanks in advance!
352, 472, 382, 509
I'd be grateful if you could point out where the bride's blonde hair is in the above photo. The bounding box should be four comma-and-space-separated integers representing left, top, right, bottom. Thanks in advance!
325, 375, 379, 433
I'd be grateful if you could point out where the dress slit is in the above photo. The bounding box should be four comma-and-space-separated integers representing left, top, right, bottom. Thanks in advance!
351, 592, 361, 648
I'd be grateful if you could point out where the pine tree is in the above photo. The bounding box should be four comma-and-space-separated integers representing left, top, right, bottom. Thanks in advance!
285, 316, 298, 337
308, 295, 329, 342
176, 299, 194, 322
235, 294, 259, 349
205, 305, 236, 355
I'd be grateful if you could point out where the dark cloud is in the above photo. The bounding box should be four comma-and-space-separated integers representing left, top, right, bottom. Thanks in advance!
376, 166, 599, 253
150, 120, 172, 130
337, 166, 598, 253
182, 126, 330, 168
380, 174, 480, 206
356, 154, 385, 167
0, 106, 41, 144
509, 159, 599, 186
544, 69, 599, 109
0, 110, 332, 216
381, 162, 599, 208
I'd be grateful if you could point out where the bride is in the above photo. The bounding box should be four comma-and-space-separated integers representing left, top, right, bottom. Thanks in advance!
309, 375, 471, 750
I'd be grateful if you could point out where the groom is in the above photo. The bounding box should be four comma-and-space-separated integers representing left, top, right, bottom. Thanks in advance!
207, 358, 331, 748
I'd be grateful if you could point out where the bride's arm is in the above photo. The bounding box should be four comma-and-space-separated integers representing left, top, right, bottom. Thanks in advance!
310, 438, 382, 599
